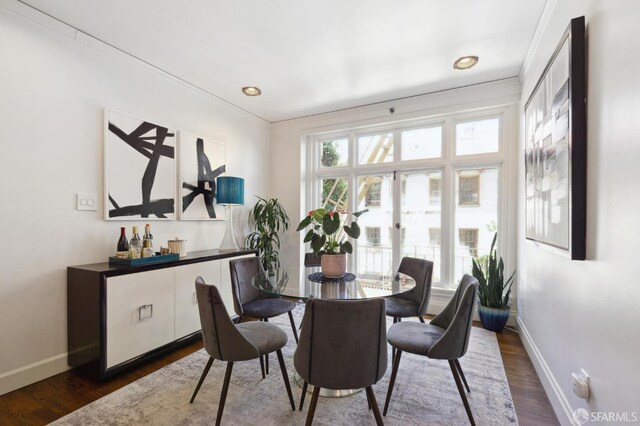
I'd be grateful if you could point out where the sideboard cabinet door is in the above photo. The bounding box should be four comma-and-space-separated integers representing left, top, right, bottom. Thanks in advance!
106, 269, 175, 369
174, 260, 221, 339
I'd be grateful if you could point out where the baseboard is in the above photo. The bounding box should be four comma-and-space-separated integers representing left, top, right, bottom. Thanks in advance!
0, 352, 70, 396
516, 315, 574, 425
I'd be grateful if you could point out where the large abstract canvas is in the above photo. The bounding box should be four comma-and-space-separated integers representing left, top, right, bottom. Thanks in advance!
104, 109, 176, 220
524, 16, 586, 260
178, 132, 226, 220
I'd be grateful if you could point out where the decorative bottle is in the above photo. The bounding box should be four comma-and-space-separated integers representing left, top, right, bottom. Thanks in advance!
129, 226, 142, 259
117, 227, 129, 254
142, 224, 155, 257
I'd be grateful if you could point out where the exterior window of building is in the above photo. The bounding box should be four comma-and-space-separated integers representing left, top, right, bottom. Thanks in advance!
459, 228, 479, 257
365, 182, 381, 206
429, 176, 441, 206
429, 228, 441, 246
459, 175, 480, 205
366, 227, 381, 246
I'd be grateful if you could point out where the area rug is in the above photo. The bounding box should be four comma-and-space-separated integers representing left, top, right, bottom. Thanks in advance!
52, 306, 518, 425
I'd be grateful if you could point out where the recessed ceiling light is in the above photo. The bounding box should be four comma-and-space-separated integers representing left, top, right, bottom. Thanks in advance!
453, 56, 479, 70
242, 86, 262, 96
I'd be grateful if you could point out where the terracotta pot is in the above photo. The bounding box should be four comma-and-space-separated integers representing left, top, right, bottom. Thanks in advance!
321, 254, 347, 278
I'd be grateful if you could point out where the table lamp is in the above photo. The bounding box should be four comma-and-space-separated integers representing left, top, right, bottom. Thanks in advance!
216, 176, 244, 250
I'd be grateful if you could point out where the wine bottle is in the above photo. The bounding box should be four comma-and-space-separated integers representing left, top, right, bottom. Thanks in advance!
117, 227, 129, 253
142, 224, 155, 257
129, 226, 142, 259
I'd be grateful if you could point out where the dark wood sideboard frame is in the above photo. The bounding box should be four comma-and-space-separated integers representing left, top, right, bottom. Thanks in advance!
67, 249, 257, 380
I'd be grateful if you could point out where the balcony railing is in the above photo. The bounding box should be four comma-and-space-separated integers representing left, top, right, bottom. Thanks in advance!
356, 244, 489, 289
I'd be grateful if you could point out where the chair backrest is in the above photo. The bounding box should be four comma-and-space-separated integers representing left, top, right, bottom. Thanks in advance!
304, 253, 321, 267
229, 257, 263, 316
293, 298, 387, 389
428, 274, 479, 360
195, 277, 260, 361
397, 257, 434, 315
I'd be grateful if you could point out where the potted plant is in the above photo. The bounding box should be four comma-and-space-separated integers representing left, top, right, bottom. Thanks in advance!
471, 233, 515, 332
296, 208, 368, 278
244, 197, 289, 272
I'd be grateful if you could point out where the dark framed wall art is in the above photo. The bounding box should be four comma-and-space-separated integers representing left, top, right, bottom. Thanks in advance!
104, 109, 177, 220
524, 16, 586, 260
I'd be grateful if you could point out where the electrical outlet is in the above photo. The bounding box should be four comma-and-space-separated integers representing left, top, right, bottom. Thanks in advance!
572, 369, 590, 399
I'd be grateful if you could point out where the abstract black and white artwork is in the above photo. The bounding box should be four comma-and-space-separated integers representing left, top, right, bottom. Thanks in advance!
104, 109, 176, 220
178, 132, 226, 220
524, 16, 586, 260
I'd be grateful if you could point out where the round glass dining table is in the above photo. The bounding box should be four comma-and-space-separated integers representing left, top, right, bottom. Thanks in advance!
252, 265, 416, 398
251, 265, 416, 300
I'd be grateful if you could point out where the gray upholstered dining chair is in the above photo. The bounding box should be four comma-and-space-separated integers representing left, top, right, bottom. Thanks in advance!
294, 298, 387, 426
383, 274, 479, 425
190, 277, 295, 426
385, 257, 434, 324
229, 257, 298, 378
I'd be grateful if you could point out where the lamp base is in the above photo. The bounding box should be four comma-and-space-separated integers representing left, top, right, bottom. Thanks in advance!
219, 205, 240, 251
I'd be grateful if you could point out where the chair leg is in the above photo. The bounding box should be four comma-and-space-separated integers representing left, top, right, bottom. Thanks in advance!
448, 360, 475, 426
305, 386, 321, 426
455, 359, 471, 393
288, 311, 299, 343
235, 315, 244, 324
276, 350, 296, 411
264, 319, 269, 374
259, 355, 266, 379
189, 357, 214, 403
215, 362, 234, 426
299, 381, 308, 411
418, 316, 425, 323
366, 386, 384, 426
383, 349, 402, 416
366, 387, 372, 410
393, 317, 398, 324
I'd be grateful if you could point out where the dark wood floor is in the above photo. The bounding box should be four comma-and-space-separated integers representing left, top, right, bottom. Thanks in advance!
0, 324, 559, 425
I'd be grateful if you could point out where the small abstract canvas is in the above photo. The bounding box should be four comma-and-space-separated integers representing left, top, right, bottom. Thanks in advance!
178, 132, 226, 220
104, 109, 176, 220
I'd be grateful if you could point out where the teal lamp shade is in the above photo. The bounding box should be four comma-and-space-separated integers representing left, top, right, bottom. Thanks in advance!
216, 177, 244, 205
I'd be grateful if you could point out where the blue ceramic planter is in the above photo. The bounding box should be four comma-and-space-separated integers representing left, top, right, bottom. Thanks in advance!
478, 305, 510, 332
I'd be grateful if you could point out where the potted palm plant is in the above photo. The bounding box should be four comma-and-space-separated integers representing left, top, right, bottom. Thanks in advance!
296, 208, 368, 278
472, 233, 515, 332
244, 197, 289, 271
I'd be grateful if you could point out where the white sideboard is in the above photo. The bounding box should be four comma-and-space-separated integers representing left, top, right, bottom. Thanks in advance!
67, 249, 257, 378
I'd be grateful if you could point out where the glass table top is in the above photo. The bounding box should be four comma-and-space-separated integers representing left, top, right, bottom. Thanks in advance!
251, 266, 416, 300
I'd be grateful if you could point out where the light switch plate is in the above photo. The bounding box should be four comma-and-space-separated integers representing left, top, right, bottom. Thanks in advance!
77, 193, 97, 211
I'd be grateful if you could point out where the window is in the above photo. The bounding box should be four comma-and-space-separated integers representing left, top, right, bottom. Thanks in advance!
458, 175, 479, 205
320, 138, 348, 167
358, 133, 394, 164
365, 227, 381, 246
429, 228, 441, 246
365, 182, 381, 206
308, 111, 506, 290
459, 228, 478, 257
429, 176, 441, 206
401, 126, 442, 160
456, 118, 499, 155
321, 177, 348, 210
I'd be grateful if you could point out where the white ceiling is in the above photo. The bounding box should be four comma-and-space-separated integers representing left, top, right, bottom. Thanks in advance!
22, 0, 546, 123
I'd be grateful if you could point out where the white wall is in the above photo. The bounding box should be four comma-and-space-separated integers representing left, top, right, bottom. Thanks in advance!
271, 78, 521, 305
0, 2, 271, 394
517, 1, 640, 423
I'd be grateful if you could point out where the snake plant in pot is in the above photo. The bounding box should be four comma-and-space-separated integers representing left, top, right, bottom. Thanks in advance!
472, 233, 515, 332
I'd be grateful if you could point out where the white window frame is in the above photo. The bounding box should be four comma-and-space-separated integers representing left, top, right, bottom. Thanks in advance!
306, 107, 510, 290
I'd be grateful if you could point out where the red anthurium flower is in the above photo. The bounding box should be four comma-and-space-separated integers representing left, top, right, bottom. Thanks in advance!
329, 211, 335, 217
308, 210, 313, 217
